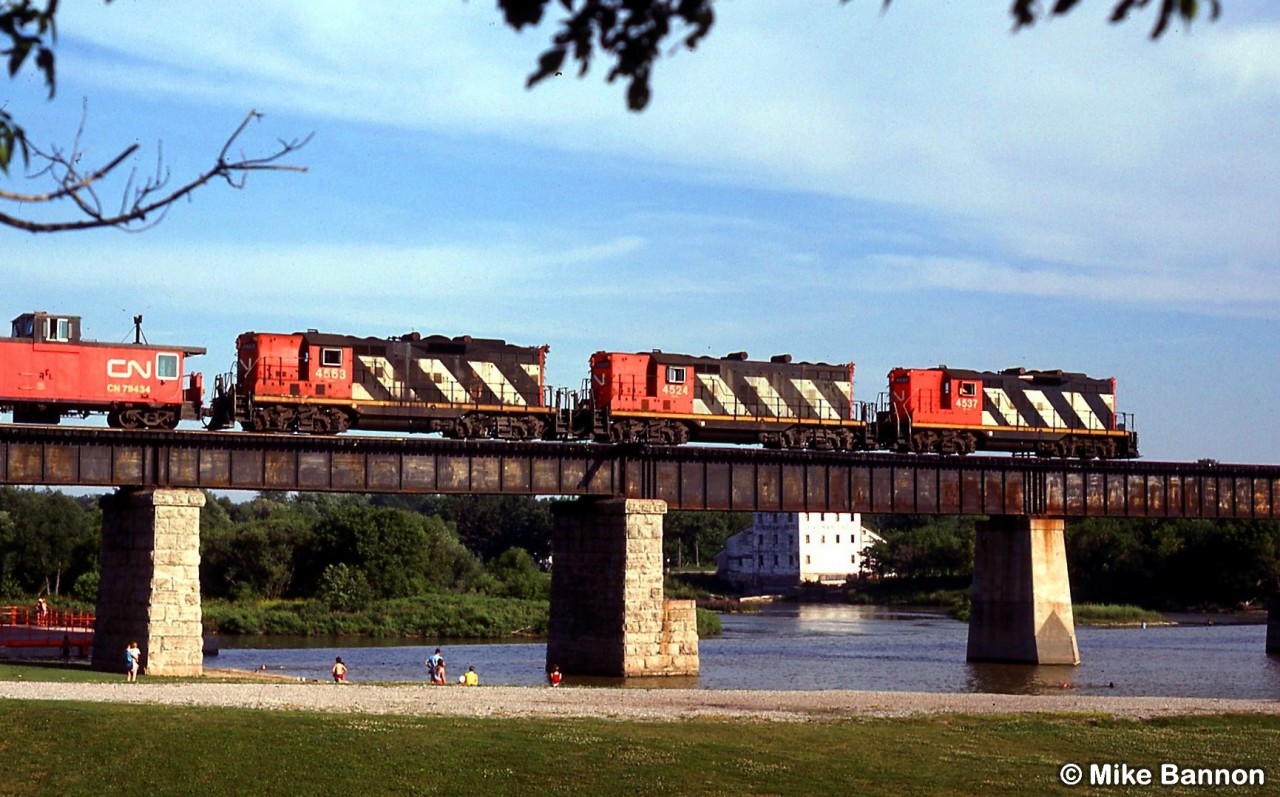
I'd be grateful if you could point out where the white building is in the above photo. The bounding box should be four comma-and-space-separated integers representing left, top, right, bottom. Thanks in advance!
715, 512, 881, 592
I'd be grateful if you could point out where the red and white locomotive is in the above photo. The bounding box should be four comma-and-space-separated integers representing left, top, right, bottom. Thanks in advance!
1, 310, 1140, 459
207, 329, 556, 438
875, 366, 1137, 458
580, 350, 864, 450
0, 311, 204, 429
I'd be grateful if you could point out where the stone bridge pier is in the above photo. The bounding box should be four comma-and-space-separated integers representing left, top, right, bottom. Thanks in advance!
547, 498, 699, 677
92, 488, 205, 677
968, 515, 1080, 665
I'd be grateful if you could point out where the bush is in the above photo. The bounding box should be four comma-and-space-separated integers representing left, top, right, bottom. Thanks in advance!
71, 570, 100, 604
695, 608, 723, 637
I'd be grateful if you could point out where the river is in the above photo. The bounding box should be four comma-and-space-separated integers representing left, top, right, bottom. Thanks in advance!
213, 604, 1280, 700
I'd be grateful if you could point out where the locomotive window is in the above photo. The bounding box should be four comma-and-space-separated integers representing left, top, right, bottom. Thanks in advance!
959, 382, 977, 398
321, 348, 343, 367
666, 366, 687, 384
156, 353, 179, 380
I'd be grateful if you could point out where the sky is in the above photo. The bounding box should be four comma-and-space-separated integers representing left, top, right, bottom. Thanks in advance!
3, 2, 1278, 464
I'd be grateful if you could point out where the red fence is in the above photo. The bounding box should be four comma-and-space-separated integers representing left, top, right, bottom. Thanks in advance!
0, 605, 95, 631
0, 605, 95, 656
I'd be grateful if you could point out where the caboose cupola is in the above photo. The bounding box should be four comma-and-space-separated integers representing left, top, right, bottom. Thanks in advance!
10, 312, 80, 343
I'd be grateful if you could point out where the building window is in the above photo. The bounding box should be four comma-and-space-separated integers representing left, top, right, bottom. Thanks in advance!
851, 554, 857, 564
757, 555, 764, 567
821, 536, 826, 544
758, 535, 764, 547
805, 535, 810, 544
805, 555, 811, 565
773, 534, 778, 546
773, 554, 778, 566
836, 534, 841, 544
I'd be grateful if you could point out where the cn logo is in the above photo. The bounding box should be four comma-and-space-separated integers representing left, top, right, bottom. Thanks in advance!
107, 359, 152, 379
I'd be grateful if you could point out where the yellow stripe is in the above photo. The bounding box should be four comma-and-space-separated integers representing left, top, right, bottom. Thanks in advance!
255, 396, 544, 413
613, 411, 863, 428
910, 422, 1124, 437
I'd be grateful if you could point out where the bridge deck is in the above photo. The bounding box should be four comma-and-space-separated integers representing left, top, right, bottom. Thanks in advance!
0, 425, 1276, 517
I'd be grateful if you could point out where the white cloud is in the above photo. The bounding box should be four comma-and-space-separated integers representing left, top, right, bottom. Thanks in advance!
20, 1, 1280, 318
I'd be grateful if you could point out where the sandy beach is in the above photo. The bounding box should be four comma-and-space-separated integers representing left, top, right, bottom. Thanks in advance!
2, 674, 1277, 722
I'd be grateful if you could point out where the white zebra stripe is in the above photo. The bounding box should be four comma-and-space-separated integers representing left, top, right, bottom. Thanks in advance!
983, 388, 1021, 427
743, 376, 791, 419
1068, 392, 1105, 430
416, 359, 470, 403
1022, 389, 1065, 428
469, 360, 527, 406
697, 374, 749, 417
790, 378, 840, 420
353, 355, 402, 401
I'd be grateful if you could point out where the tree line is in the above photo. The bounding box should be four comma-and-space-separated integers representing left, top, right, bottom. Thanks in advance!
863, 514, 1280, 610
2, 485, 1277, 613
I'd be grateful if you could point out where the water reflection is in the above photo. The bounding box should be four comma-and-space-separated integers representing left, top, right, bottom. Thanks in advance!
214, 604, 1280, 699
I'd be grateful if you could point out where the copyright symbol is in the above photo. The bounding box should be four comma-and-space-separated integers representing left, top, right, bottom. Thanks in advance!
1060, 763, 1083, 786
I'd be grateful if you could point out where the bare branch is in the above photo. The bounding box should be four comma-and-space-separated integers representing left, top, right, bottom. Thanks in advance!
0, 108, 310, 234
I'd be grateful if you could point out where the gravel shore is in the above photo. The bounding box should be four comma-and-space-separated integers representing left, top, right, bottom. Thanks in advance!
2, 676, 1277, 722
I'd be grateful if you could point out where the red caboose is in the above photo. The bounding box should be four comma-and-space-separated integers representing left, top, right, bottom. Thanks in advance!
0, 311, 205, 429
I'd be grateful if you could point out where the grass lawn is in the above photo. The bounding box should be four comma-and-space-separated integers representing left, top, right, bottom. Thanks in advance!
1, 699, 1277, 796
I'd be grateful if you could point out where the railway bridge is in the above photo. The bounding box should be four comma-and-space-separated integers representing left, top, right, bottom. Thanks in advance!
2, 425, 1278, 678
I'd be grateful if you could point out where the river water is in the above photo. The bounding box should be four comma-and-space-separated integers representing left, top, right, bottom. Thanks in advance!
214, 604, 1280, 700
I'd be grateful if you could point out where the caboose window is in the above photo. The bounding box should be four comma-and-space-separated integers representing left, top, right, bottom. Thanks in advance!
321, 348, 343, 367
959, 382, 977, 398
666, 366, 687, 384
45, 318, 70, 342
156, 353, 179, 380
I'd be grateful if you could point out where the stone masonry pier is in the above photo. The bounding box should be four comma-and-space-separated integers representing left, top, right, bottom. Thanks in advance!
547, 498, 699, 677
93, 488, 205, 677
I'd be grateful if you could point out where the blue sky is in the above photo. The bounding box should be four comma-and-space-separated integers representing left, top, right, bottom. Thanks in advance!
3, 2, 1278, 464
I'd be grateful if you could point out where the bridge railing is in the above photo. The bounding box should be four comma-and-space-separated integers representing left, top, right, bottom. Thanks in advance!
0, 605, 95, 631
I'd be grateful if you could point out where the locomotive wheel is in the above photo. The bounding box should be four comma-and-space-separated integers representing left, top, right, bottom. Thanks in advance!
608, 420, 644, 444
653, 421, 690, 446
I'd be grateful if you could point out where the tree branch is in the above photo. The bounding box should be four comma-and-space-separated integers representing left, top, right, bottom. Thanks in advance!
0, 108, 311, 234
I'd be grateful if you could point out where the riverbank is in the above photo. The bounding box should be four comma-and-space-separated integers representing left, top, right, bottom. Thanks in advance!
3, 677, 1278, 721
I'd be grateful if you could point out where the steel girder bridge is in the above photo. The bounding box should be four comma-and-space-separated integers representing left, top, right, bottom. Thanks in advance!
0, 425, 1276, 519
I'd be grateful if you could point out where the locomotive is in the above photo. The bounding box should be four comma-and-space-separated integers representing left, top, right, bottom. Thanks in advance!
582, 350, 864, 450
876, 366, 1137, 459
205, 329, 558, 438
1, 311, 1140, 459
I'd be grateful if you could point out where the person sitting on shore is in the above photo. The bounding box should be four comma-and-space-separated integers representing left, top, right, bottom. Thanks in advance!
548, 665, 562, 687
463, 665, 478, 686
